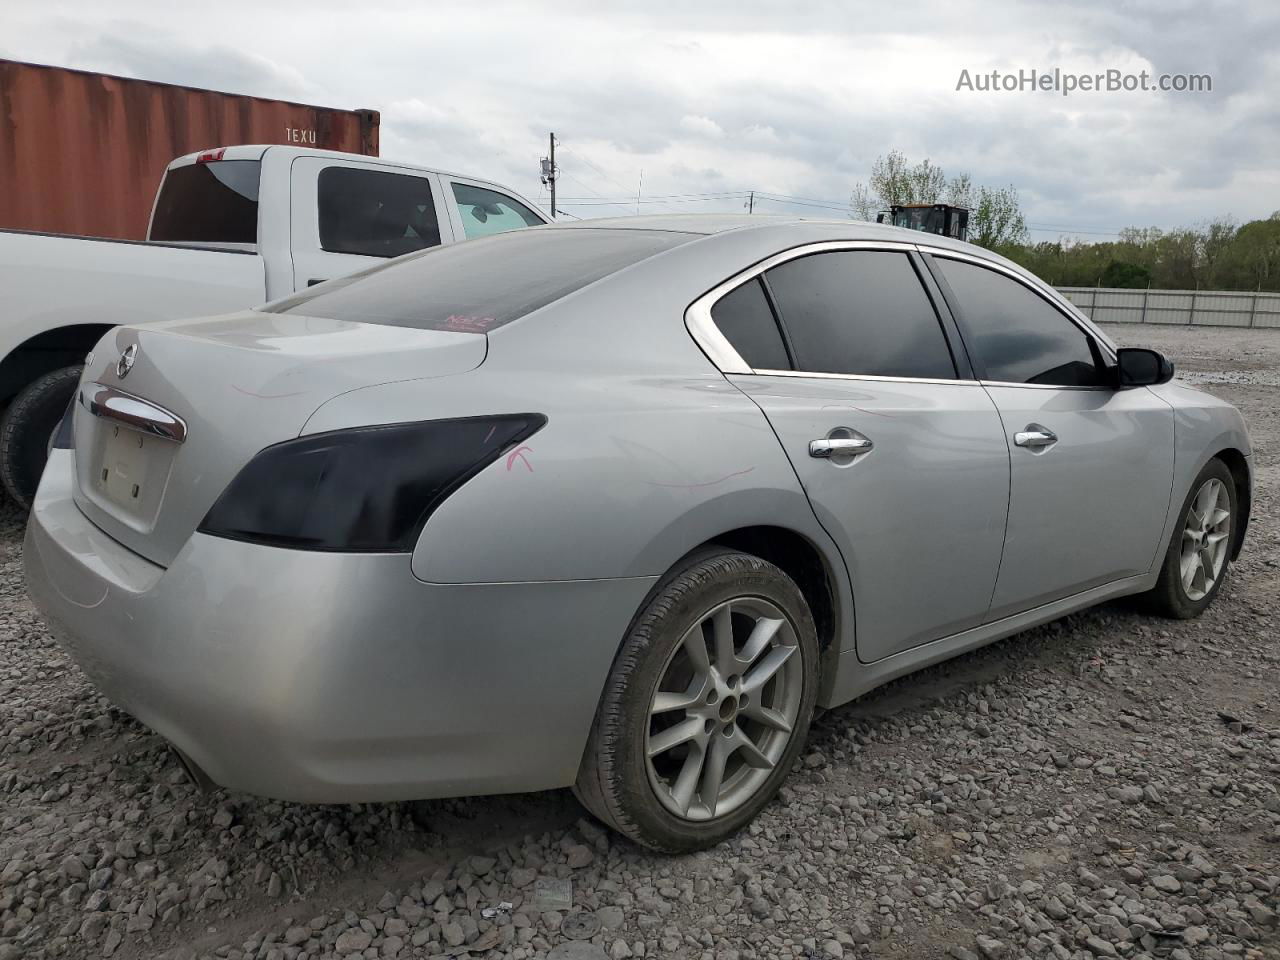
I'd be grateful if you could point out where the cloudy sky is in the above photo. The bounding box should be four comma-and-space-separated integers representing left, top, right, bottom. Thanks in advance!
4, 0, 1278, 241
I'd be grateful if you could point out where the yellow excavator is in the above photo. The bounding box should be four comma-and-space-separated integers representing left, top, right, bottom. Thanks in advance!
877, 203, 969, 241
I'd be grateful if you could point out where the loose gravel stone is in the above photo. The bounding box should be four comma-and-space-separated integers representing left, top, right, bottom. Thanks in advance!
1, 322, 1278, 960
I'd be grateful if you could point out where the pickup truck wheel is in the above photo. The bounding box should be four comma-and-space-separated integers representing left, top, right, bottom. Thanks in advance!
0, 366, 82, 510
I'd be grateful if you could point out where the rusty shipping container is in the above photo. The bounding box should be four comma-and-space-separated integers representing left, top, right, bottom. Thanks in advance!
0, 59, 379, 240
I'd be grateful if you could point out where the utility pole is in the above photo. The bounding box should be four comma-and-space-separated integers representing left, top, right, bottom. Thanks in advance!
540, 132, 558, 219
748, 190, 754, 214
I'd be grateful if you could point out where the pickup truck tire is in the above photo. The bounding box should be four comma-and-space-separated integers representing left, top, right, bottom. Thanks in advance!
0, 365, 82, 510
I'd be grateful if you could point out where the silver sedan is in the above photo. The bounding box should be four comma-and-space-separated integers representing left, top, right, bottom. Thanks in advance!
25, 216, 1251, 851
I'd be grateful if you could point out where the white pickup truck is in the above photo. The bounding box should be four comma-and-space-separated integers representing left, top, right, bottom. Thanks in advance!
0, 144, 549, 507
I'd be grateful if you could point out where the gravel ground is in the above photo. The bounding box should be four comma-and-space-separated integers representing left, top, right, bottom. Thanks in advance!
2, 322, 1277, 960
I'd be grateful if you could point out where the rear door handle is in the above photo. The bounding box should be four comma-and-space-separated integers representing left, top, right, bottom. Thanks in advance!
809, 437, 873, 458
1014, 426, 1058, 449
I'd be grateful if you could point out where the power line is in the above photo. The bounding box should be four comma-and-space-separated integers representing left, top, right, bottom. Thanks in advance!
547, 173, 1138, 238
557, 172, 639, 215
757, 189, 857, 207
557, 146, 633, 196
558, 145, 685, 215
754, 194, 853, 213
1031, 221, 1124, 232
557, 195, 751, 207
556, 190, 750, 201
1027, 224, 1125, 237
554, 189, 855, 214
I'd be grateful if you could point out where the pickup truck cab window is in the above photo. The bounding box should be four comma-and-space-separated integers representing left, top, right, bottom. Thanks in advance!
318, 167, 442, 258
150, 160, 260, 245
451, 183, 545, 239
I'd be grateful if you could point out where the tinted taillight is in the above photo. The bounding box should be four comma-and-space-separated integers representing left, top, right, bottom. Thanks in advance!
198, 415, 545, 551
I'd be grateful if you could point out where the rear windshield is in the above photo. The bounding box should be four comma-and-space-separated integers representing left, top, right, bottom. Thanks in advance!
263, 228, 692, 332
150, 160, 260, 245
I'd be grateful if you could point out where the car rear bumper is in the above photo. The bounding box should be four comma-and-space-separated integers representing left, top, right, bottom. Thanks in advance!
25, 451, 656, 803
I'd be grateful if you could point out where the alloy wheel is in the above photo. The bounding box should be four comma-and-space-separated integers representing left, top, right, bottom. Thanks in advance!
644, 597, 803, 821
1180, 477, 1231, 601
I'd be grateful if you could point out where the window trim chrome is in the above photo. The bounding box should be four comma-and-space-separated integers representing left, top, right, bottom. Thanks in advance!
742, 368, 979, 387
920, 246, 1118, 362
978, 379, 1114, 392
686, 238, 1118, 387
685, 239, 920, 377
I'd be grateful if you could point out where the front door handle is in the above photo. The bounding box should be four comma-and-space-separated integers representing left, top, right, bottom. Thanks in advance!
809, 437, 873, 458
1014, 426, 1058, 449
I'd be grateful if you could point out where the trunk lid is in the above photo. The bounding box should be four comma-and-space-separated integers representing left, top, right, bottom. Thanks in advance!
71, 310, 486, 567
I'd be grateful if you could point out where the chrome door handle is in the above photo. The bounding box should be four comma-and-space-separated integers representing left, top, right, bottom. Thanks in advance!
809, 437, 873, 458
1014, 427, 1057, 449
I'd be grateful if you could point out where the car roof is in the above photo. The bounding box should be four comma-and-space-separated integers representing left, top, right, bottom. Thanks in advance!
540, 214, 1114, 349
551, 212, 980, 255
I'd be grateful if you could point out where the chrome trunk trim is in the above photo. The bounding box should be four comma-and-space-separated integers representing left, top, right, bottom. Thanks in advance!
80, 382, 188, 444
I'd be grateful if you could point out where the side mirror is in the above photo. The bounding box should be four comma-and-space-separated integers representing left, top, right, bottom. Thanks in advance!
1115, 347, 1175, 387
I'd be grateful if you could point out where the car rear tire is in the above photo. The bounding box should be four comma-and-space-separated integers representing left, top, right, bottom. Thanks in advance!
0, 366, 82, 510
1144, 457, 1237, 619
575, 549, 819, 852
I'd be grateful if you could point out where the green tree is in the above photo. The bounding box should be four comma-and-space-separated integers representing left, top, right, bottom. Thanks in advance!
1100, 261, 1151, 288
969, 185, 1030, 250
1215, 213, 1280, 291
1151, 229, 1197, 289
1199, 217, 1238, 287
851, 155, 1279, 290
867, 149, 948, 206
850, 150, 1028, 249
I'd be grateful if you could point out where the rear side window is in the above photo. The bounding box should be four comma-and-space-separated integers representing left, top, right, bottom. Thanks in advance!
318, 167, 441, 258
934, 258, 1104, 387
764, 251, 957, 379
452, 183, 544, 239
710, 279, 791, 370
265, 227, 691, 332
150, 160, 260, 244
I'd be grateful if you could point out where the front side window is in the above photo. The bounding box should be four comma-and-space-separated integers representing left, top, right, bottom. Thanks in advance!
762, 250, 957, 379
318, 167, 441, 258
265, 227, 691, 332
150, 160, 260, 245
934, 258, 1104, 386
452, 183, 544, 239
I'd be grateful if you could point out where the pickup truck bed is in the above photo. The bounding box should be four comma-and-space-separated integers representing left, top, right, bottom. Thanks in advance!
0, 230, 265, 356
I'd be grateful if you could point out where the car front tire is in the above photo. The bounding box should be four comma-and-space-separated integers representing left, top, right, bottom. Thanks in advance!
575, 548, 819, 852
1145, 457, 1238, 619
